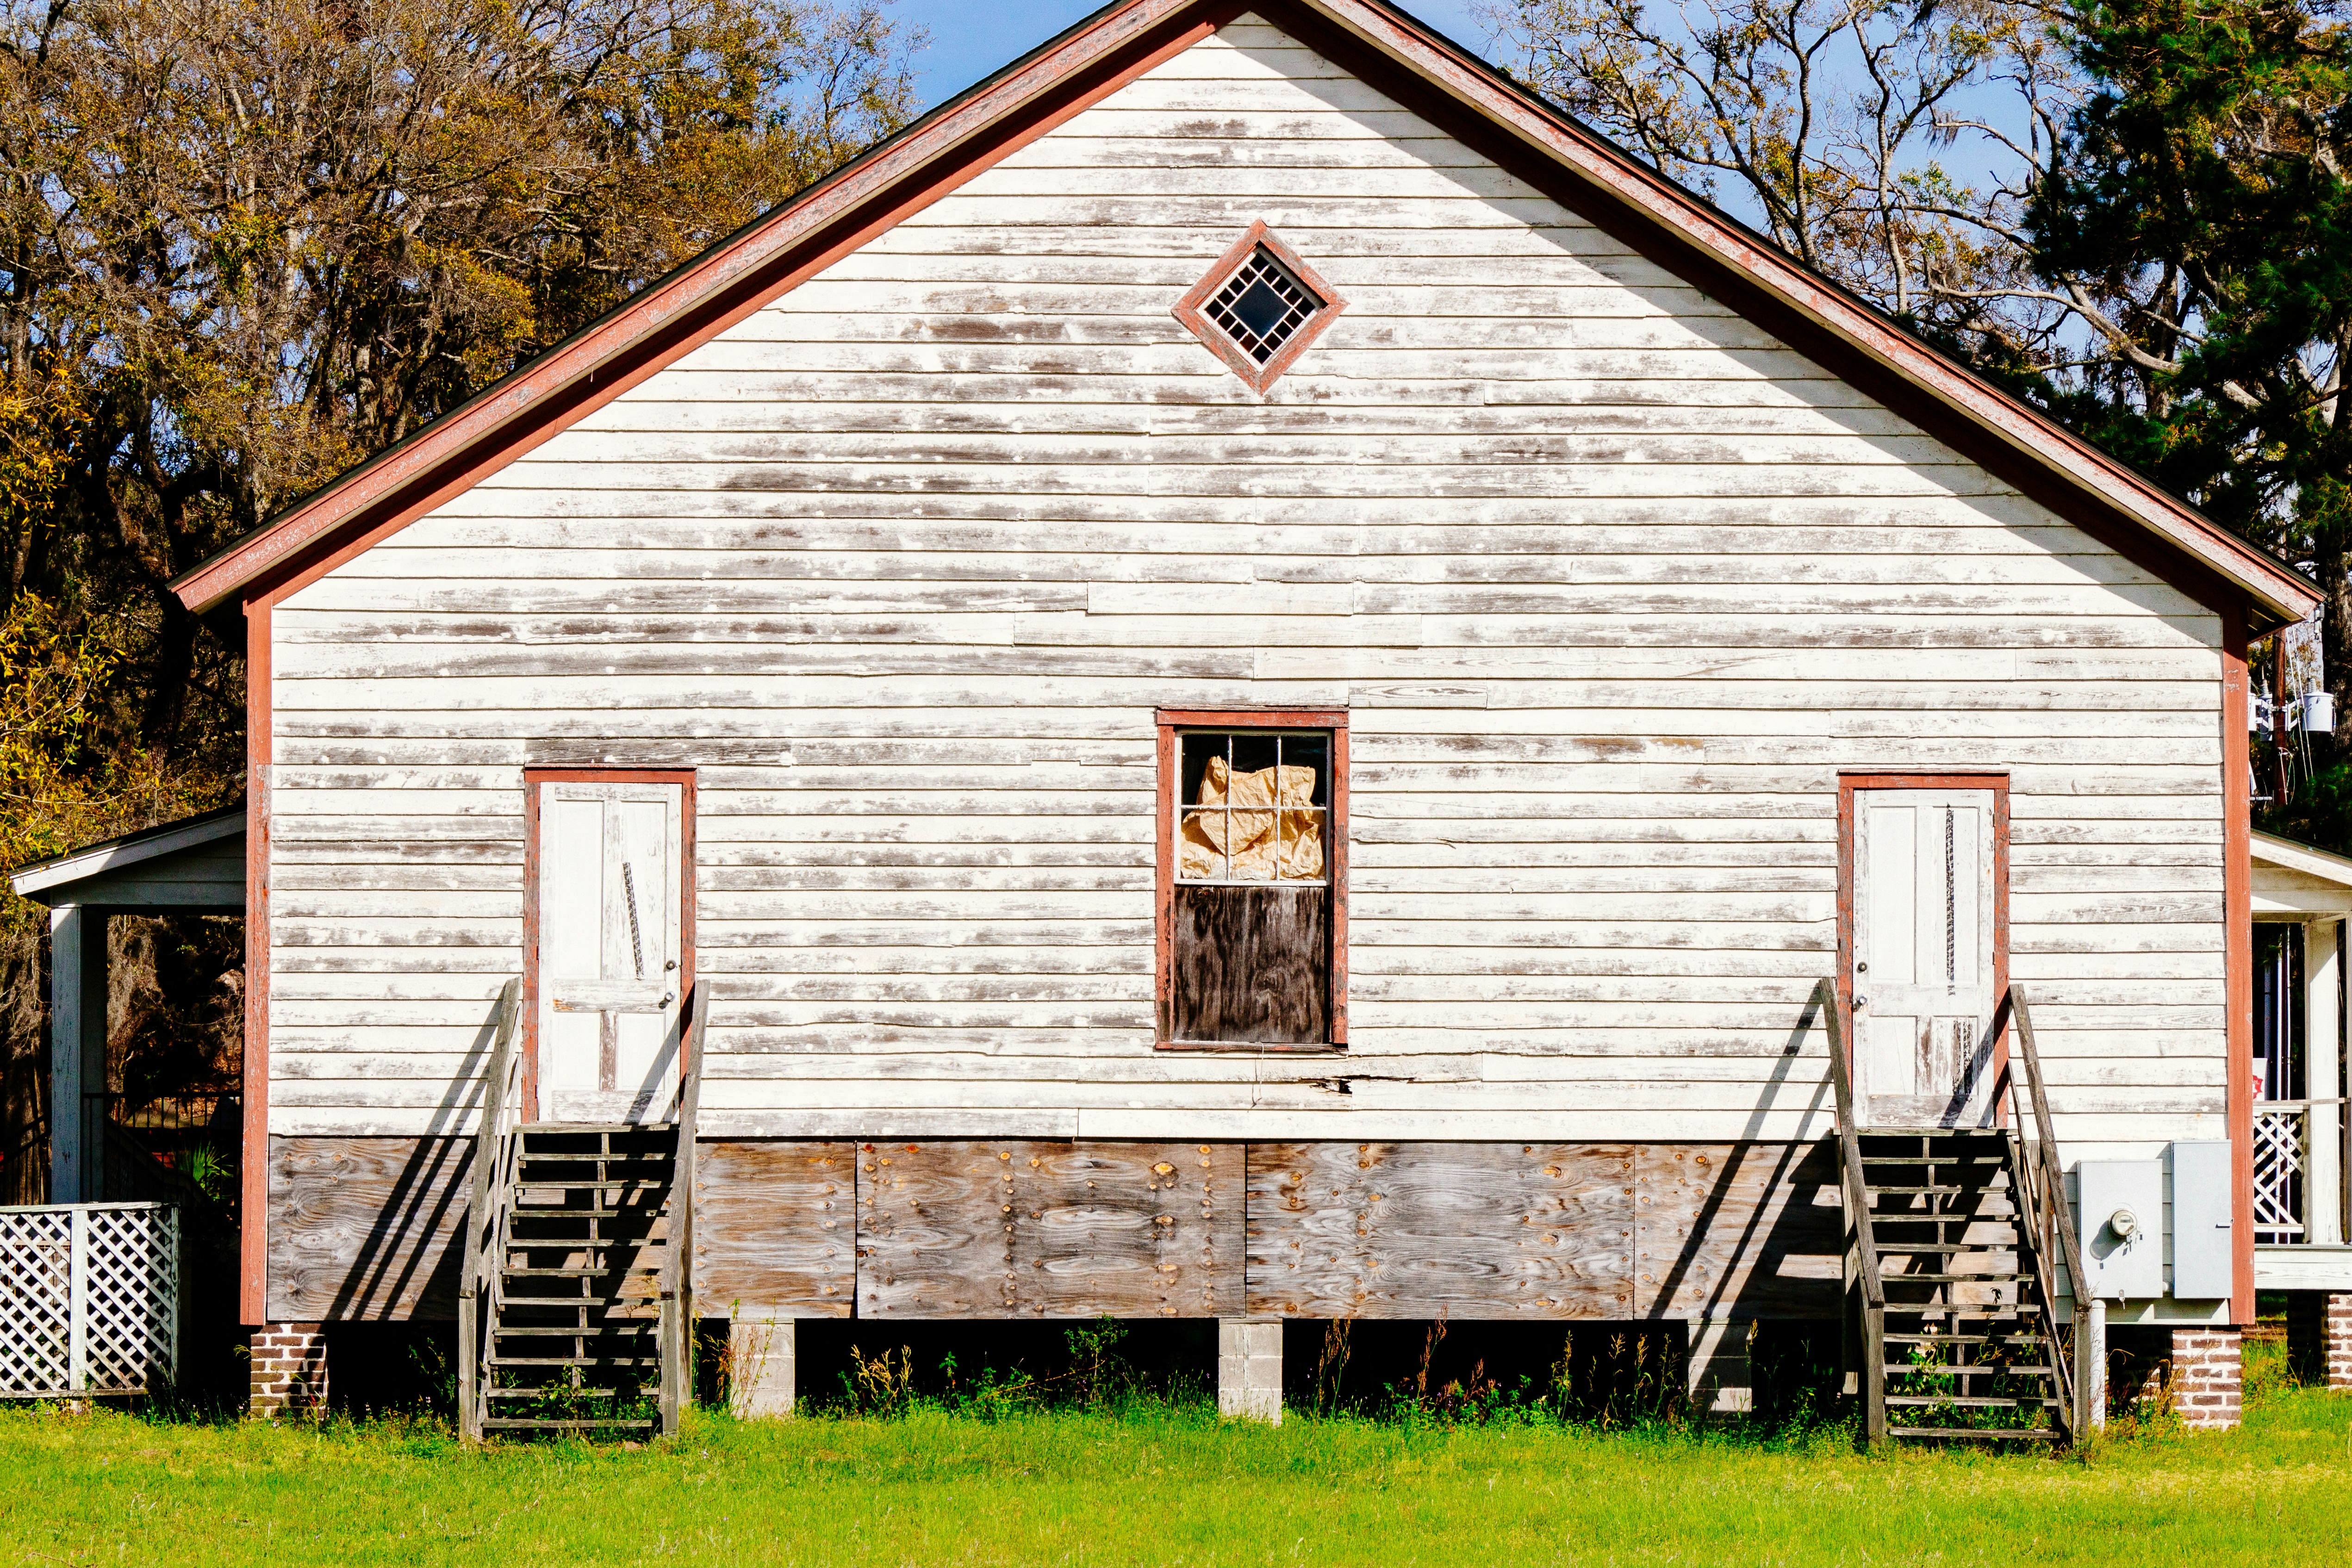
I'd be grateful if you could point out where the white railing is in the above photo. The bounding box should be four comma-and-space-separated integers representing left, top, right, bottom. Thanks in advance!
2255, 1101, 2314, 1243
0, 1202, 179, 1397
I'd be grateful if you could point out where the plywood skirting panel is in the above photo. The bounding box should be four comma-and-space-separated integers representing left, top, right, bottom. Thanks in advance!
857, 1139, 1244, 1318
1631, 1142, 1842, 1318
1245, 1141, 1639, 1318
268, 1135, 472, 1321
695, 1140, 855, 1317
265, 1133, 1843, 1321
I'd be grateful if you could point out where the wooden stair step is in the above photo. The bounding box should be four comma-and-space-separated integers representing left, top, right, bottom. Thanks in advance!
1869, 1243, 2019, 1254
1857, 1149, 2009, 1161
501, 1265, 661, 1278
481, 1418, 657, 1431
1884, 1333, 2048, 1346
1887, 1426, 2058, 1441
1885, 1364, 2056, 1378
1886, 1394, 2060, 1408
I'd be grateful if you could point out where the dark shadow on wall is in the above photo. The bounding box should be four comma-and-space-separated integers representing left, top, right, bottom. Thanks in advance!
270, 995, 501, 1321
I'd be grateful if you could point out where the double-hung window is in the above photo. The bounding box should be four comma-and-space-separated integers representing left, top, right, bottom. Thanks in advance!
1155, 710, 1348, 1049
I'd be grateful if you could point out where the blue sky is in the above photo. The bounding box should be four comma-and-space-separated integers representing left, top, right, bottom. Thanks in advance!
890, 0, 1504, 107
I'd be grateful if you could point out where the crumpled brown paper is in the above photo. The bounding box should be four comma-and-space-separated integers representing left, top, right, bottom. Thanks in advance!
1179, 756, 1325, 881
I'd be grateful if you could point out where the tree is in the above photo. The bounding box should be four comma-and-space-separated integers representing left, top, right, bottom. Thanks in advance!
1486, 0, 2088, 366
2016, 0, 2352, 843
0, 0, 922, 885
0, 0, 922, 1170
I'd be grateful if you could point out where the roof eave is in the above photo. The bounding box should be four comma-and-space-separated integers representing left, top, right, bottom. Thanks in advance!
8, 804, 248, 901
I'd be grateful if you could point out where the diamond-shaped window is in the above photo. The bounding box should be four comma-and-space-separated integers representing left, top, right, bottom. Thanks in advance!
1174, 222, 1347, 393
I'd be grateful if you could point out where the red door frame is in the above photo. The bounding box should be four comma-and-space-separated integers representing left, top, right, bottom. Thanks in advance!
521, 768, 698, 1120
1836, 772, 2013, 1119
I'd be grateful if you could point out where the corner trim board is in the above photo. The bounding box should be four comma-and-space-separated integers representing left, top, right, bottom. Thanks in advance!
242, 597, 272, 1324
2223, 611, 2256, 1323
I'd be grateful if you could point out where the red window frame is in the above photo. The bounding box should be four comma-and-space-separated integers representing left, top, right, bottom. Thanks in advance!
1154, 709, 1349, 1051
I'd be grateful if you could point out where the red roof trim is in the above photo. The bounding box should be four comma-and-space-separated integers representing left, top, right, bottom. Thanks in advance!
172, 0, 2317, 631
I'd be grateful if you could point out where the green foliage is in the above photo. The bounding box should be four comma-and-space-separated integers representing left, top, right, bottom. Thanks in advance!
2027, 0, 2352, 538
832, 1318, 1149, 1420
0, 0, 923, 933
6, 1383, 2352, 1564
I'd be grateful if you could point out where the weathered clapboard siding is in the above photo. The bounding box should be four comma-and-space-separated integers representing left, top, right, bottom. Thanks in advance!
263, 15, 2227, 1165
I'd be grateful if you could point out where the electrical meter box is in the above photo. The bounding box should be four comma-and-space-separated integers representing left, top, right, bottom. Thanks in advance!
2170, 1140, 2235, 1300
2077, 1159, 2165, 1300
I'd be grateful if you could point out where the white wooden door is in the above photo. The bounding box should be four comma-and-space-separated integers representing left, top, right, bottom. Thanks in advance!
535, 781, 684, 1123
1852, 790, 1998, 1127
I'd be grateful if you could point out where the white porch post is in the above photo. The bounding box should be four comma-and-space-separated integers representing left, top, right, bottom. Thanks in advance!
2310, 917, 2345, 1246
47, 904, 108, 1204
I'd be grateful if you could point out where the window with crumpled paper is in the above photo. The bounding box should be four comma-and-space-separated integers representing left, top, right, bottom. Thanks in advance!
1167, 728, 1335, 1045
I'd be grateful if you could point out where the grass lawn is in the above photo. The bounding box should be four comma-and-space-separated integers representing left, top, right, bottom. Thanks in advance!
3, 1386, 2349, 1566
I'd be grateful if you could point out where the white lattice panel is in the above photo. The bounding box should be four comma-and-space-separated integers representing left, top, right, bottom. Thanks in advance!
2254, 1106, 2307, 1240
0, 1213, 72, 1396
0, 1204, 177, 1397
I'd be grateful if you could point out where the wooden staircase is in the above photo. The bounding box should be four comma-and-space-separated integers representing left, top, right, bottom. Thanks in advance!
458, 983, 702, 1441
1856, 1128, 2067, 1442
479, 1124, 675, 1436
1823, 981, 2090, 1448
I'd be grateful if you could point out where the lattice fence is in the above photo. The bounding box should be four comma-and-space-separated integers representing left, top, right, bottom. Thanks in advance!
0, 1203, 178, 1397
2254, 1104, 2309, 1243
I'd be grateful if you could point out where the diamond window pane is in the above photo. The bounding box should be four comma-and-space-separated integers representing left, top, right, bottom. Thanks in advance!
1205, 248, 1324, 364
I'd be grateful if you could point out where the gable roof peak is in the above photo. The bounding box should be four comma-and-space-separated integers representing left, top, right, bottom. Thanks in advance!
170, 0, 2318, 632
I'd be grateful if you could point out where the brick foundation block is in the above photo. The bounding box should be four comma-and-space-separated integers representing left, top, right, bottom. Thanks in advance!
249, 1323, 328, 1418
2287, 1294, 2352, 1392
2168, 1327, 2242, 1431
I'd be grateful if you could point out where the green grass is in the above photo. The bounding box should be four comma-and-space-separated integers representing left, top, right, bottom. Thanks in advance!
6, 1384, 2352, 1566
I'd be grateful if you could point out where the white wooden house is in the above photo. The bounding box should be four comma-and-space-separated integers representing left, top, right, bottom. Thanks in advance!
149, 0, 2330, 1433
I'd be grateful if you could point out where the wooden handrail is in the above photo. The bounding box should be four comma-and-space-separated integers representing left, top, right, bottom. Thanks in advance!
658, 991, 707, 1437
1818, 977, 1885, 1311
457, 978, 522, 1444
1990, 985, 2081, 1438
2004, 989, 2086, 1303
1818, 976, 1889, 1447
